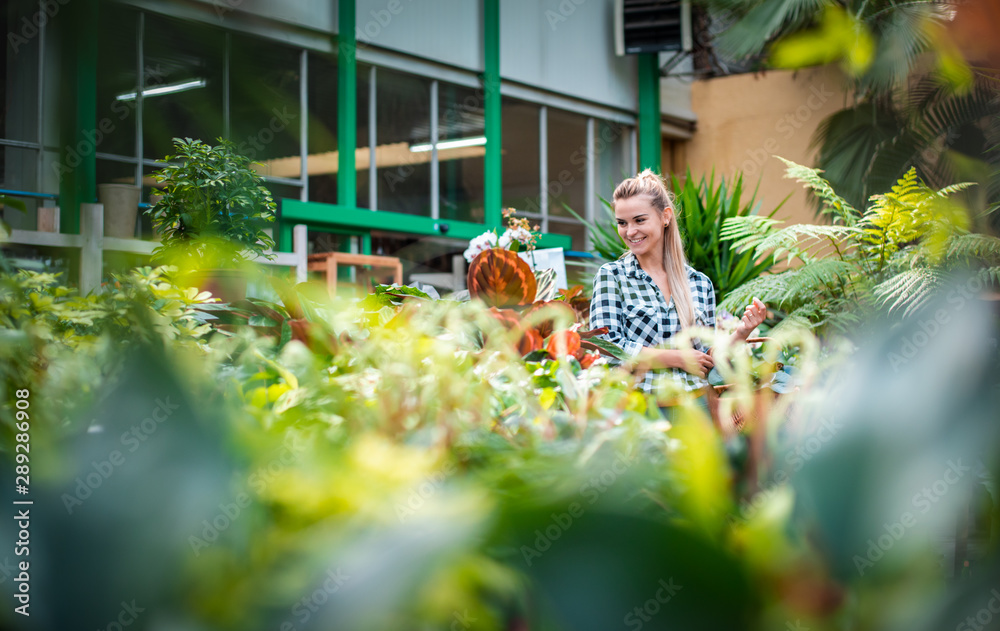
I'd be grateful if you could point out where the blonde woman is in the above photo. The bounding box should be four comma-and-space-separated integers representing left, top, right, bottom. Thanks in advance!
589, 169, 767, 398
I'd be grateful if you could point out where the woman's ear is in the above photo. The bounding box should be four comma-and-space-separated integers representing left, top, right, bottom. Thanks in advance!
663, 207, 674, 227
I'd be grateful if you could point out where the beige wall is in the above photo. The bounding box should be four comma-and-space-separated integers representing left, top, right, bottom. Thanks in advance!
683, 65, 848, 225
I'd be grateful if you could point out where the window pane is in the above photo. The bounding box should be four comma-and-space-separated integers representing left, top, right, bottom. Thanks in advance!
0, 147, 40, 229
547, 108, 587, 218
548, 218, 586, 252
230, 34, 301, 178
142, 15, 224, 160
501, 97, 540, 215
95, 8, 137, 157
355, 63, 371, 208
375, 68, 430, 216
597, 120, 631, 202
1, 0, 40, 144
306, 52, 339, 205
438, 83, 485, 223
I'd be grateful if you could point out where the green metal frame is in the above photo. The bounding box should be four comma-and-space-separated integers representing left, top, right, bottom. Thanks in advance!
483, 0, 502, 231
337, 0, 357, 208
281, 200, 570, 250
58, 0, 99, 233
637, 53, 661, 173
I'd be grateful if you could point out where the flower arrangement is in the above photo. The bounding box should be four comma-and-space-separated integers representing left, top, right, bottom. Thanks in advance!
463, 208, 540, 262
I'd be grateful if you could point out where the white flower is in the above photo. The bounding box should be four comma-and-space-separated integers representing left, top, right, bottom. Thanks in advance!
501, 226, 533, 247
463, 230, 499, 262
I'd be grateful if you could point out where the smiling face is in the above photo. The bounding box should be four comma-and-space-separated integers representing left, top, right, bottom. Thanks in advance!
614, 196, 672, 258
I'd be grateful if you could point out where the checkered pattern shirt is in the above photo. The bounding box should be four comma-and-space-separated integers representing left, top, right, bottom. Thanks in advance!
589, 252, 716, 393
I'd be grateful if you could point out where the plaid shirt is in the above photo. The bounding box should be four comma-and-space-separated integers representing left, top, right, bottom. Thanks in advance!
589, 252, 716, 393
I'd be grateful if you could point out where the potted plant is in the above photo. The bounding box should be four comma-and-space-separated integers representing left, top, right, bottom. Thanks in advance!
146, 137, 276, 302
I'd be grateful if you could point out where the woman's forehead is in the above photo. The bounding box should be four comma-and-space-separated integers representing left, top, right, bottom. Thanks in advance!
614, 195, 664, 218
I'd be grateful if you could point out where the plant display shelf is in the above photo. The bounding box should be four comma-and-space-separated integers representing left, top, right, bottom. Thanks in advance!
5, 204, 308, 292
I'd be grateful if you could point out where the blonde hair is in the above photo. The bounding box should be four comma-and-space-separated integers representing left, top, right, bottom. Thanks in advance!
612, 169, 695, 328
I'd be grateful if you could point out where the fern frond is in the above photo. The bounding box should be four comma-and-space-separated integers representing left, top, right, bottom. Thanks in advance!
777, 157, 859, 224
947, 233, 1000, 264
873, 267, 942, 316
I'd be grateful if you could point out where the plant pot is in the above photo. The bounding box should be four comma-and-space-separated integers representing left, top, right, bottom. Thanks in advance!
98, 184, 141, 239
182, 269, 248, 304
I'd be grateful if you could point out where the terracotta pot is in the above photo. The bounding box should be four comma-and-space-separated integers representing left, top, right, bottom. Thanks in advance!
98, 184, 140, 238
182, 269, 248, 304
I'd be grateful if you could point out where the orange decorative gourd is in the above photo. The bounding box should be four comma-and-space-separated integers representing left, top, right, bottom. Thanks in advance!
467, 249, 537, 307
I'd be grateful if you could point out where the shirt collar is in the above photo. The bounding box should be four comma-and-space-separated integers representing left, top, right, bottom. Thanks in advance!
622, 252, 697, 281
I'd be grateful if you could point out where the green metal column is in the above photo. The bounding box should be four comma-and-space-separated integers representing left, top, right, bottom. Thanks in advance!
483, 0, 501, 230
58, 0, 99, 233
337, 0, 357, 208
637, 53, 661, 173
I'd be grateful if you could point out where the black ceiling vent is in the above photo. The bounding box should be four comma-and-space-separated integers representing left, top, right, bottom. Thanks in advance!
615, 0, 691, 56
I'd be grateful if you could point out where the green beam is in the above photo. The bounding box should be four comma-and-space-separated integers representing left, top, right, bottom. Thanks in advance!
483, 0, 501, 230
58, 0, 99, 233
281, 200, 571, 250
337, 0, 357, 207
637, 53, 661, 173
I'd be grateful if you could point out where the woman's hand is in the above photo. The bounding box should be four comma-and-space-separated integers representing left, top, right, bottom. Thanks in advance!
734, 297, 767, 340
631, 348, 715, 378
661, 348, 714, 378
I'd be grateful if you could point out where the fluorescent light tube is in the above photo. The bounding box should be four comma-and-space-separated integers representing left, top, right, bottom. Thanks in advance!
409, 136, 487, 152
116, 79, 207, 102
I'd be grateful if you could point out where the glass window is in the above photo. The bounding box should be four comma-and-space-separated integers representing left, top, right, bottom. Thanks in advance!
548, 218, 586, 252
501, 97, 540, 216
546, 108, 587, 219
355, 63, 371, 209
0, 147, 40, 229
95, 8, 138, 158
230, 34, 301, 178
3, 1, 41, 144
438, 82, 485, 223
375, 68, 431, 216
596, 120, 631, 202
142, 15, 224, 160
306, 52, 339, 205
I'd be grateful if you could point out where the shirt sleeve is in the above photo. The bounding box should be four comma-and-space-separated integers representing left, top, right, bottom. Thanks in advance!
589, 265, 643, 358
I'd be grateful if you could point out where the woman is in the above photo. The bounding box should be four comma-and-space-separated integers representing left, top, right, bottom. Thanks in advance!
590, 169, 767, 397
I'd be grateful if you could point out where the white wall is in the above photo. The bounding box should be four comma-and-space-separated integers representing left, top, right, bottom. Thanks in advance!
501, 0, 637, 112
355, 0, 483, 72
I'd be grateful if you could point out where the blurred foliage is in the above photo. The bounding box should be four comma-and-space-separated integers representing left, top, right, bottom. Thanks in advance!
568, 169, 783, 305
698, 0, 1000, 229
721, 157, 1000, 333
0, 234, 998, 631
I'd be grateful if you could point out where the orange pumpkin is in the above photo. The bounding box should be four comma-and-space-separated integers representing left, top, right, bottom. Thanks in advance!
467, 249, 537, 308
